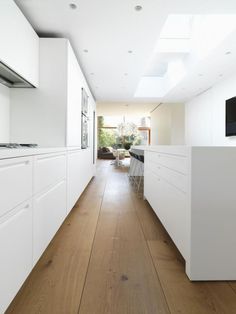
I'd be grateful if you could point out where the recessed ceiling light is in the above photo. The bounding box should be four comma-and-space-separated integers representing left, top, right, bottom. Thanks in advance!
83, 49, 88, 53
69, 3, 77, 9
124, 73, 128, 76
90, 72, 94, 75
219, 74, 223, 77
135, 5, 142, 11
128, 50, 133, 54
198, 74, 203, 77
225, 51, 231, 55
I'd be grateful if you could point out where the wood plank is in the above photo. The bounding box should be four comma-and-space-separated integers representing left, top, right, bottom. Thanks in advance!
147, 228, 236, 314
6, 173, 106, 314
78, 169, 170, 314
228, 282, 236, 295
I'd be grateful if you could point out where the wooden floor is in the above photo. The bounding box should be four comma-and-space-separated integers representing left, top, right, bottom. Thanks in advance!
7, 160, 236, 314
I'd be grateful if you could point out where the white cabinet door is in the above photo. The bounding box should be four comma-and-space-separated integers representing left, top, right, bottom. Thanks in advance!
67, 150, 84, 211
0, 156, 33, 218
0, 201, 33, 314
66, 44, 82, 147
33, 180, 67, 265
145, 169, 188, 259
34, 152, 67, 195
0, 1, 39, 87
67, 149, 93, 212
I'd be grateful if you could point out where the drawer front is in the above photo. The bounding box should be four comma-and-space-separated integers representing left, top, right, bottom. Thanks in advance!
146, 160, 187, 193
0, 157, 33, 217
34, 152, 66, 195
144, 170, 188, 259
146, 151, 188, 174
0, 201, 33, 314
33, 180, 67, 265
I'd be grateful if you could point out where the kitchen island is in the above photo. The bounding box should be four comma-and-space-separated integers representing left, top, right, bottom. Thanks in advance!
133, 145, 236, 281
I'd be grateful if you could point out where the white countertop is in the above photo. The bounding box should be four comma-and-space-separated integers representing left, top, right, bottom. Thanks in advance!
131, 145, 190, 156
0, 146, 83, 159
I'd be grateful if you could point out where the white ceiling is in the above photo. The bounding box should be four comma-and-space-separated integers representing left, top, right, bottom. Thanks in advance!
15, 0, 236, 103
96, 102, 157, 117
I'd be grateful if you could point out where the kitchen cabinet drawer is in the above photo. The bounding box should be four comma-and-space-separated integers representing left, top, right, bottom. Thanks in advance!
0, 200, 33, 314
34, 152, 66, 195
145, 170, 188, 259
0, 156, 33, 217
146, 151, 188, 174
33, 180, 67, 265
146, 160, 187, 193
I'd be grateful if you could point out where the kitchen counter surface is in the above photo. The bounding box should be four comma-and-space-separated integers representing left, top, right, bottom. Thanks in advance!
131, 145, 189, 156
0, 146, 83, 159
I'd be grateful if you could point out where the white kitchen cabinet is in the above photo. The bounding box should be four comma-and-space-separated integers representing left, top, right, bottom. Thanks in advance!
67, 149, 93, 212
0, 147, 95, 311
0, 0, 39, 87
33, 180, 67, 265
66, 44, 83, 147
0, 156, 33, 217
33, 152, 67, 195
0, 200, 33, 314
145, 168, 188, 260
144, 146, 236, 280
10, 38, 96, 149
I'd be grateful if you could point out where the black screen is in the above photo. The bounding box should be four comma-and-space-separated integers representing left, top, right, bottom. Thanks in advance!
226, 97, 236, 136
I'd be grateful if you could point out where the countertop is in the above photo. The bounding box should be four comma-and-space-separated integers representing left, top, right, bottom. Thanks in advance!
131, 145, 190, 156
0, 146, 83, 159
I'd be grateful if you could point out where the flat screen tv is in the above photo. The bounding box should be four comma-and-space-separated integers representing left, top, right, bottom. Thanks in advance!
226, 97, 236, 136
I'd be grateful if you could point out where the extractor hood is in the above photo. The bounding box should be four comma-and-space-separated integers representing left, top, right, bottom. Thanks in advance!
0, 61, 34, 88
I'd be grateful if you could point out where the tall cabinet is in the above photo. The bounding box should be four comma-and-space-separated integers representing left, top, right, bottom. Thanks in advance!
10, 38, 96, 148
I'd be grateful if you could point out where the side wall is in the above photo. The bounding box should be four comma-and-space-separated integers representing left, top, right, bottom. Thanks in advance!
185, 73, 236, 146
151, 103, 185, 145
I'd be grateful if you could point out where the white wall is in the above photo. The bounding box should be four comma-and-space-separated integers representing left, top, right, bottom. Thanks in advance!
151, 103, 185, 145
10, 39, 68, 146
171, 103, 185, 145
185, 73, 236, 146
0, 84, 10, 142
151, 104, 171, 145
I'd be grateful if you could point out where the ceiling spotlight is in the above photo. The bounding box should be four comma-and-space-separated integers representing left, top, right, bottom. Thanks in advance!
83, 49, 88, 53
124, 73, 128, 76
225, 51, 231, 55
198, 74, 203, 77
219, 74, 223, 77
128, 50, 133, 54
69, 3, 77, 9
135, 5, 143, 11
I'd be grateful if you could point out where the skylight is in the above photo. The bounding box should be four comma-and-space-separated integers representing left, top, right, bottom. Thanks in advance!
135, 14, 236, 99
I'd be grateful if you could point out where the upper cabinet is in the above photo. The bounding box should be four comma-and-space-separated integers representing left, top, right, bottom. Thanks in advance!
0, 0, 39, 87
10, 38, 95, 147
